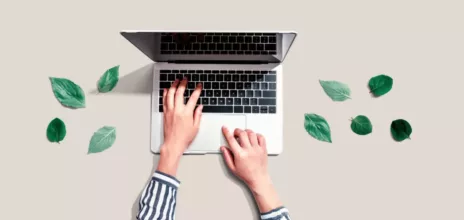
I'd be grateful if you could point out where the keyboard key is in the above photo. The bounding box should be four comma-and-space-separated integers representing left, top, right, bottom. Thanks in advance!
265, 44, 276, 50
222, 90, 229, 97
225, 44, 232, 50
269, 71, 276, 74
214, 90, 221, 97
253, 36, 260, 43
159, 89, 164, 96
159, 97, 163, 105
202, 105, 233, 113
240, 75, 247, 81
160, 74, 167, 81
218, 98, 225, 105
202, 98, 209, 105
212, 82, 219, 89
216, 75, 224, 81
252, 106, 259, 113
209, 44, 216, 50
255, 90, 262, 97
168, 74, 176, 81
212, 70, 219, 74
180, 70, 187, 73
261, 37, 268, 43
260, 106, 268, 113
200, 74, 207, 81
265, 75, 276, 82
238, 90, 245, 97
269, 106, 276, 113
228, 82, 236, 89
258, 98, 276, 105
176, 74, 183, 80
225, 75, 232, 81
220, 82, 227, 89
206, 90, 213, 97
210, 98, 217, 105
230, 90, 238, 97
249, 44, 256, 50
200, 90, 205, 97
236, 83, 244, 89
234, 106, 243, 113
188, 82, 195, 89
226, 98, 233, 105
251, 98, 258, 105
269, 83, 277, 90
160, 82, 171, 88
242, 98, 250, 105
263, 91, 276, 97
252, 83, 260, 89
244, 83, 252, 89
257, 44, 264, 51
246, 90, 253, 97
159, 105, 163, 112
229, 36, 236, 42
244, 106, 251, 113
261, 83, 268, 90
257, 75, 264, 81
249, 75, 256, 81
213, 36, 220, 42
269, 36, 276, 43
208, 75, 215, 81
204, 82, 211, 89
192, 74, 199, 81
233, 43, 240, 50
233, 75, 240, 82
231, 97, 239, 104
217, 43, 224, 50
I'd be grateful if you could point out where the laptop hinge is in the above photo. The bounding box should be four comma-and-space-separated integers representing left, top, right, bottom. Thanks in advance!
167, 60, 270, 64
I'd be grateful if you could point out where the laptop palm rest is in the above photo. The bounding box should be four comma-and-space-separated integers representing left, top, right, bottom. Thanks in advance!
186, 114, 246, 154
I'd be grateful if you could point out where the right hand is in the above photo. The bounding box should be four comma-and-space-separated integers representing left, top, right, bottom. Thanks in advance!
220, 126, 272, 193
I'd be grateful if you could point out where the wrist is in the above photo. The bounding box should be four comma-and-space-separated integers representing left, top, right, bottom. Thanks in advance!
157, 144, 183, 176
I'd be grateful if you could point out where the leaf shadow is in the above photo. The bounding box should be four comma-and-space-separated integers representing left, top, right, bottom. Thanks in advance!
131, 154, 159, 220
89, 63, 154, 95
217, 155, 261, 220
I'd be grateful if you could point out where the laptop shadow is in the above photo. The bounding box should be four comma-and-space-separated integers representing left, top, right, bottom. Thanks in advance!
89, 63, 154, 95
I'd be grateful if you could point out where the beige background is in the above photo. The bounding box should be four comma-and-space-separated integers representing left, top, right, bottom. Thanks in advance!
1, 0, 464, 219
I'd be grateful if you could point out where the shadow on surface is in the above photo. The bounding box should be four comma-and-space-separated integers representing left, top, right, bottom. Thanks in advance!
131, 155, 159, 220
217, 155, 260, 220
90, 63, 154, 95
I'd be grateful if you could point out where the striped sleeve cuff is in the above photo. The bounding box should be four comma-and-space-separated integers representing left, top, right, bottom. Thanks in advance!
153, 171, 181, 189
260, 206, 290, 220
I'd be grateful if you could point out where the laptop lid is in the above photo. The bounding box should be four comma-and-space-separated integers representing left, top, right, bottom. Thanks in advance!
120, 30, 296, 63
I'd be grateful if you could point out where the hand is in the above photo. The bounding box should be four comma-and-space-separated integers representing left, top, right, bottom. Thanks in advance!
157, 78, 203, 175
220, 127, 271, 193
220, 127, 282, 213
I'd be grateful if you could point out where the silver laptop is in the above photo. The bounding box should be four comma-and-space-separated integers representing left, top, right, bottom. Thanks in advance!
121, 30, 296, 155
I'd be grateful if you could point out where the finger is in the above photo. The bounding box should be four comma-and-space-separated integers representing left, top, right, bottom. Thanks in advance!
162, 88, 167, 113
193, 105, 203, 127
167, 79, 179, 109
257, 133, 267, 151
245, 129, 258, 147
222, 126, 241, 154
186, 83, 202, 110
234, 128, 251, 148
221, 146, 236, 172
175, 78, 188, 107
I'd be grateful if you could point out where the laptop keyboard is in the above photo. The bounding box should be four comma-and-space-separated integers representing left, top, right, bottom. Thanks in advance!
158, 69, 277, 114
160, 33, 277, 55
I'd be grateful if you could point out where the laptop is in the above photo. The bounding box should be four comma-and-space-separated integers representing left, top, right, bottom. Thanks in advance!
121, 30, 297, 155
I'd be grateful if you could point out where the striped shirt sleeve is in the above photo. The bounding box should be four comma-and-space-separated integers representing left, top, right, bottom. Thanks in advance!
260, 206, 291, 220
137, 171, 180, 220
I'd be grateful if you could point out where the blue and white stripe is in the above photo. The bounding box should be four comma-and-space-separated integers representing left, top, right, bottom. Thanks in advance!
137, 171, 180, 220
137, 171, 291, 220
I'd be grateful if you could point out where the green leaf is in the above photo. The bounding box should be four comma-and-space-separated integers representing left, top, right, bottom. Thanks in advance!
350, 115, 373, 135
391, 119, 412, 142
97, 65, 120, 93
46, 118, 66, 143
319, 80, 351, 101
88, 126, 116, 154
304, 113, 332, 143
49, 77, 86, 108
368, 74, 393, 97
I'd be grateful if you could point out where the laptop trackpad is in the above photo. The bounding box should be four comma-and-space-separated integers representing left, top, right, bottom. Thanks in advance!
188, 114, 246, 153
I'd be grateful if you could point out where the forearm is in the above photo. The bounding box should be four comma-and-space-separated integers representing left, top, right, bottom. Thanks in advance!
137, 171, 180, 220
250, 179, 291, 220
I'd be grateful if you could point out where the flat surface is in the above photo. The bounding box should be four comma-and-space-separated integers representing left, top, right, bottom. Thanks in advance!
1, 0, 464, 219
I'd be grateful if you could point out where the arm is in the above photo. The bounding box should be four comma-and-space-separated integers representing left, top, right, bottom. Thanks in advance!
221, 127, 291, 220
137, 78, 203, 220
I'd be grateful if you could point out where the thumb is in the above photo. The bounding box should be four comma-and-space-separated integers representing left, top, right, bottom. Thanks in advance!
221, 146, 236, 172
